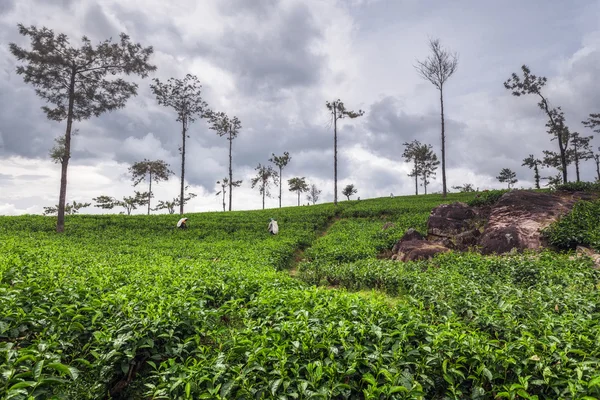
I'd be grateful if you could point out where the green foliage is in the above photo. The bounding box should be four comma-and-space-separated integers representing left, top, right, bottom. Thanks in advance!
1, 193, 599, 399
543, 199, 600, 250
467, 189, 509, 207
555, 181, 600, 192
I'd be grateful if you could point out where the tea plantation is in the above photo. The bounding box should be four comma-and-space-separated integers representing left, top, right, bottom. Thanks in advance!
1, 193, 600, 399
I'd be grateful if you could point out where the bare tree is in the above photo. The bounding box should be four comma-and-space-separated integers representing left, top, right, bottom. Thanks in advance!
208, 111, 243, 211
129, 159, 173, 215
270, 152, 292, 208
415, 38, 458, 198
150, 74, 208, 215
10, 24, 156, 232
497, 168, 518, 189
288, 177, 309, 206
504, 66, 571, 183
306, 183, 322, 205
250, 164, 279, 210
326, 99, 364, 205
342, 184, 358, 200
522, 155, 542, 189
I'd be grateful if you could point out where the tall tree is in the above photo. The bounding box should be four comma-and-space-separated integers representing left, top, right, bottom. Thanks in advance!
129, 159, 172, 215
216, 178, 228, 212
569, 132, 594, 182
497, 168, 518, 189
342, 184, 358, 200
419, 145, 440, 195
216, 177, 241, 212
306, 184, 322, 205
208, 111, 242, 211
10, 24, 156, 232
582, 114, 600, 182
288, 177, 309, 206
250, 163, 279, 210
325, 99, 364, 205
402, 140, 422, 195
269, 152, 292, 208
504, 65, 571, 183
594, 151, 600, 182
522, 155, 542, 189
150, 74, 208, 215
415, 38, 459, 198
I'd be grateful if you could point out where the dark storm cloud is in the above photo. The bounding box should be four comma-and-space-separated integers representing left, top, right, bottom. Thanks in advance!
196, 2, 325, 98
364, 96, 467, 162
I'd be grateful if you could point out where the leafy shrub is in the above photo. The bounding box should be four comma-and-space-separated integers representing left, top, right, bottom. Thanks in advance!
543, 199, 600, 250
555, 181, 600, 192
467, 189, 508, 207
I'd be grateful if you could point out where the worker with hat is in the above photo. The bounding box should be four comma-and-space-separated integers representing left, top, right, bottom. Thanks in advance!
177, 217, 188, 229
268, 218, 279, 235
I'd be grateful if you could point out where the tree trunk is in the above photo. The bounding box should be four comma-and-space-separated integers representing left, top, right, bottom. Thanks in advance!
56, 68, 77, 233
179, 118, 187, 215
222, 189, 226, 212
279, 166, 282, 208
594, 155, 600, 181
297, 191, 300, 206
424, 180, 428, 195
534, 165, 540, 189
262, 186, 265, 210
228, 132, 233, 211
439, 86, 447, 198
414, 160, 418, 195
148, 171, 152, 215
333, 107, 338, 206
574, 144, 580, 182
558, 130, 568, 183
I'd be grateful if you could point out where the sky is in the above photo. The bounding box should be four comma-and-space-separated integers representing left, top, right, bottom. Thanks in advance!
0, 0, 599, 215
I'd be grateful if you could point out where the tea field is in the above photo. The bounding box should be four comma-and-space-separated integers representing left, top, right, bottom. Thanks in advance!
1, 193, 600, 399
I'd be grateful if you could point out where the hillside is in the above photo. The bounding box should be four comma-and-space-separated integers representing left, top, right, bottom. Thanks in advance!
1, 193, 600, 399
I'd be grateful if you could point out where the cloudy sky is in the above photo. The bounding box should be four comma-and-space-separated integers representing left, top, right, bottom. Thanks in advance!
1, 0, 599, 215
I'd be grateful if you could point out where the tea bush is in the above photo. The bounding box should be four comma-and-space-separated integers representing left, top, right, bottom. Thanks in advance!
2, 193, 600, 399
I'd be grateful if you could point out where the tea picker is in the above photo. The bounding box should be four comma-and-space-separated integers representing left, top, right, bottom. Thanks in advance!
177, 217, 188, 229
268, 218, 279, 235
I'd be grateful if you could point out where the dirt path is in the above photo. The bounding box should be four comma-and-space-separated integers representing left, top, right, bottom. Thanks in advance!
287, 215, 341, 277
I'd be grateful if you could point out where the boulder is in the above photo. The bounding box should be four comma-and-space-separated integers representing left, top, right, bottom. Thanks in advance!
428, 202, 477, 237
479, 190, 578, 255
393, 240, 450, 262
391, 228, 425, 254
453, 229, 481, 250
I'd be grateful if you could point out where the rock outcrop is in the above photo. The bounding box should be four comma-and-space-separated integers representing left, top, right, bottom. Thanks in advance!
479, 190, 577, 255
427, 202, 476, 238
391, 190, 595, 262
